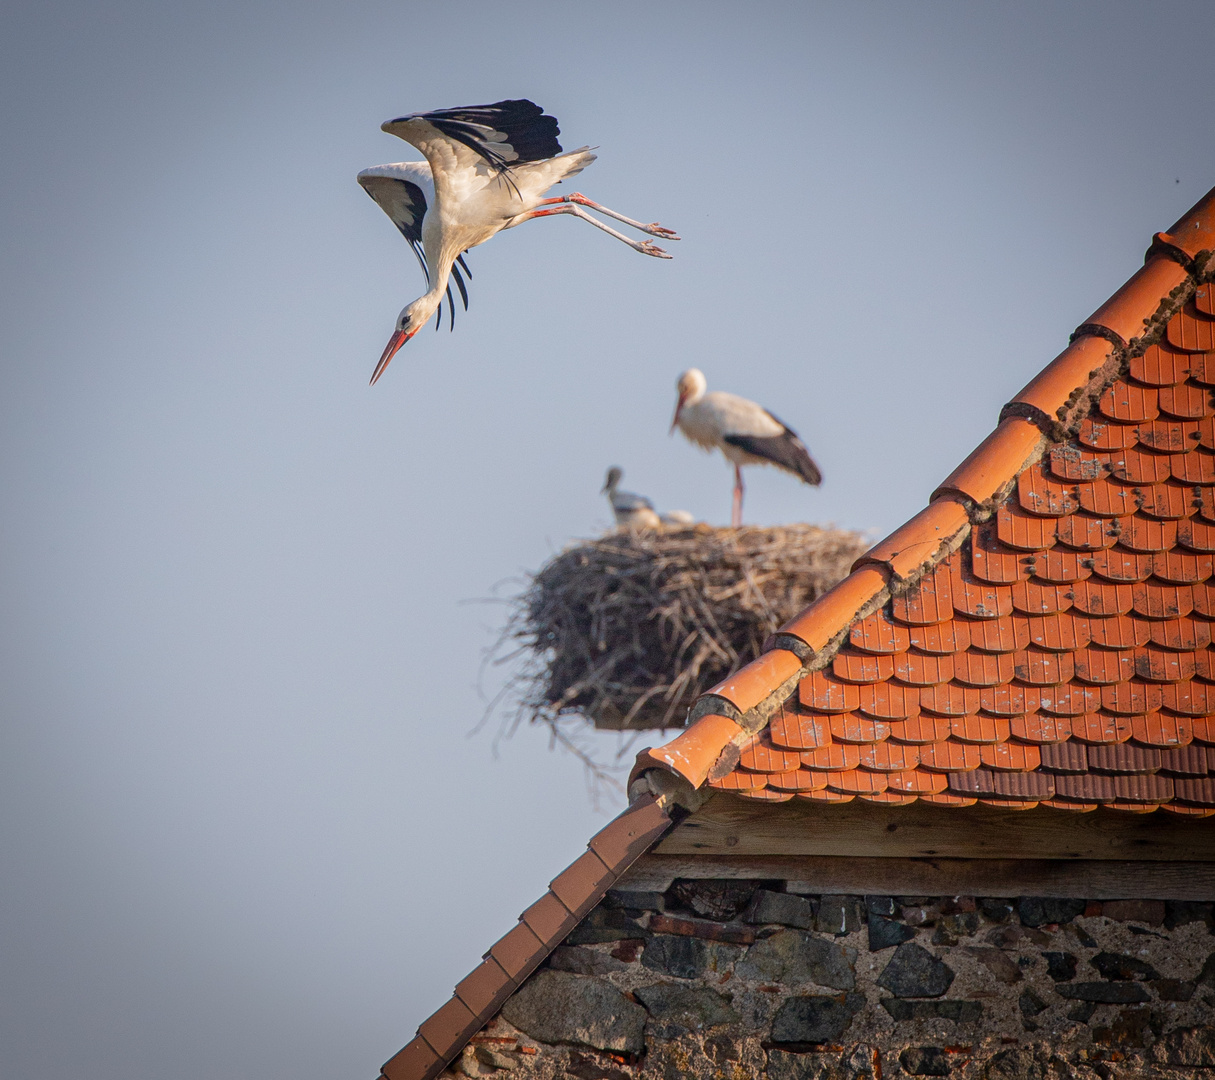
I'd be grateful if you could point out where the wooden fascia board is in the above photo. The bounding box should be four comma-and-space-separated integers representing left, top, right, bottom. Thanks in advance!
654, 793, 1215, 862
619, 853, 1215, 900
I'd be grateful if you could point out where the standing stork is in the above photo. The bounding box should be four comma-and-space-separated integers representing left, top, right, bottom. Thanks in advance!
670, 368, 822, 528
358, 99, 678, 384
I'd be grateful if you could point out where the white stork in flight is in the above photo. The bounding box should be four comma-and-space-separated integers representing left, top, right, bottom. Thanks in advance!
670, 368, 822, 528
357, 99, 678, 384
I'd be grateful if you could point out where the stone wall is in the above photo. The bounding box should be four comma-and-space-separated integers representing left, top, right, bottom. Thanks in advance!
446, 881, 1215, 1079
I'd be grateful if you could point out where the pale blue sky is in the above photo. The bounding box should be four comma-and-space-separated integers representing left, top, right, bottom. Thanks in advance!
2, 2, 1214, 1077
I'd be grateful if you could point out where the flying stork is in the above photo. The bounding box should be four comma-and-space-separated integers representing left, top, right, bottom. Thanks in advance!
670, 368, 822, 528
357, 99, 679, 384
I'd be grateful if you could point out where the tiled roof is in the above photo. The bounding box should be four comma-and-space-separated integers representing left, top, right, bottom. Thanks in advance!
379, 187, 1215, 1080
637, 186, 1215, 817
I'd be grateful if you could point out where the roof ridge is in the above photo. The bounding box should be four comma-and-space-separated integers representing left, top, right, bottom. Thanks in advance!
633, 185, 1215, 796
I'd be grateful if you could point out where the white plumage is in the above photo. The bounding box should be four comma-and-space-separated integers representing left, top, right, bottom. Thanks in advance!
601, 467, 696, 531
358, 99, 678, 384
670, 368, 822, 528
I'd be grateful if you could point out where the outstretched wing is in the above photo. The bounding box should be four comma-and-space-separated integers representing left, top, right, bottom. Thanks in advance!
724, 410, 823, 486
357, 164, 431, 277
357, 162, 473, 324
382, 99, 562, 174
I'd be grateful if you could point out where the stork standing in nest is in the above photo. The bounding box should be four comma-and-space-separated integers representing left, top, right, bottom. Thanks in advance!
358, 99, 679, 385
670, 368, 822, 528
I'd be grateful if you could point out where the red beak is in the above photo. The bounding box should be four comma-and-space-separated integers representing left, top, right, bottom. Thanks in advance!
370, 327, 414, 386
670, 394, 686, 434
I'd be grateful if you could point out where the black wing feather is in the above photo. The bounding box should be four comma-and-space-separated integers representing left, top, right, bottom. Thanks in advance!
409, 99, 562, 170
723, 429, 823, 486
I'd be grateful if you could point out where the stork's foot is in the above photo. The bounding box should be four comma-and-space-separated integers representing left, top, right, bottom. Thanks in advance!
646, 223, 680, 239
635, 240, 672, 258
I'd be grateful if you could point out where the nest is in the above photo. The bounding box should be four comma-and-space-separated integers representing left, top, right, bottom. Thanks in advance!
501, 524, 870, 733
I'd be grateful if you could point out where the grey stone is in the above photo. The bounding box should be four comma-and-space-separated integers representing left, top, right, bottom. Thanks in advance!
816, 895, 864, 935
549, 945, 627, 976
868, 914, 916, 951
962, 946, 1021, 984
499, 970, 645, 1053
1066, 922, 1097, 948
900, 1046, 952, 1076
1198, 952, 1215, 988
1151, 978, 1196, 1001
1090, 950, 1160, 981
766, 1049, 847, 1080
633, 983, 739, 1034
744, 889, 817, 929
933, 903, 981, 937
1017, 897, 1085, 927
1066, 1001, 1096, 1023
735, 929, 856, 990
1150, 1025, 1215, 1067
640, 934, 740, 980
1018, 989, 1048, 1018
865, 895, 896, 917
1042, 951, 1077, 981
1164, 900, 1214, 930
880, 999, 983, 1022
1055, 981, 1149, 1003
769, 993, 864, 1044
876, 943, 955, 998
472, 1045, 519, 1070
565, 907, 650, 945
667, 878, 760, 920
978, 898, 1015, 923
843, 1045, 879, 1078
983, 1047, 1045, 1080
605, 888, 664, 912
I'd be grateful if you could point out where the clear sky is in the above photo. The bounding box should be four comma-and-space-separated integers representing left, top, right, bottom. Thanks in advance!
2, 2, 1214, 1077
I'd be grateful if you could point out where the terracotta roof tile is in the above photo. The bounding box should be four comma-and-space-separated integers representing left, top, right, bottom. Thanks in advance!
1080, 255, 1188, 346
980, 742, 1042, 772
855, 499, 969, 583
778, 565, 890, 654
1167, 304, 1215, 352
1174, 776, 1215, 805
829, 713, 891, 743
888, 714, 953, 743
907, 619, 970, 653
919, 682, 981, 716
1070, 712, 1133, 744
850, 612, 910, 654
1038, 740, 1088, 772
1130, 714, 1192, 748
1159, 743, 1212, 775
1079, 417, 1136, 451
890, 563, 954, 625
801, 743, 861, 771
1006, 336, 1115, 426
1010, 713, 1072, 743
886, 768, 948, 794
1087, 614, 1149, 649
919, 739, 982, 772
857, 681, 921, 718
1130, 343, 1192, 386
708, 648, 803, 715
768, 706, 832, 750
737, 740, 802, 773
767, 769, 827, 792
951, 714, 1012, 744
1178, 517, 1215, 551
1087, 743, 1162, 774
1054, 511, 1120, 550
1158, 189, 1215, 258
858, 741, 919, 771
934, 417, 1045, 506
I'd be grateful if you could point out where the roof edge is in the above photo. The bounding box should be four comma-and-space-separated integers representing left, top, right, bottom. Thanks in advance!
380, 793, 677, 1080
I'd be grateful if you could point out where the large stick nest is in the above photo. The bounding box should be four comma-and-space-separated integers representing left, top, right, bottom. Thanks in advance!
502, 524, 869, 732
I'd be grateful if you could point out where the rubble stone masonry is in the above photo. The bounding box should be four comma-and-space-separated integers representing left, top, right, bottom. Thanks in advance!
445, 880, 1215, 1079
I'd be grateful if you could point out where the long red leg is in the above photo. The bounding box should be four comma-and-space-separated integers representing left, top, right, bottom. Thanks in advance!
732, 465, 744, 528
